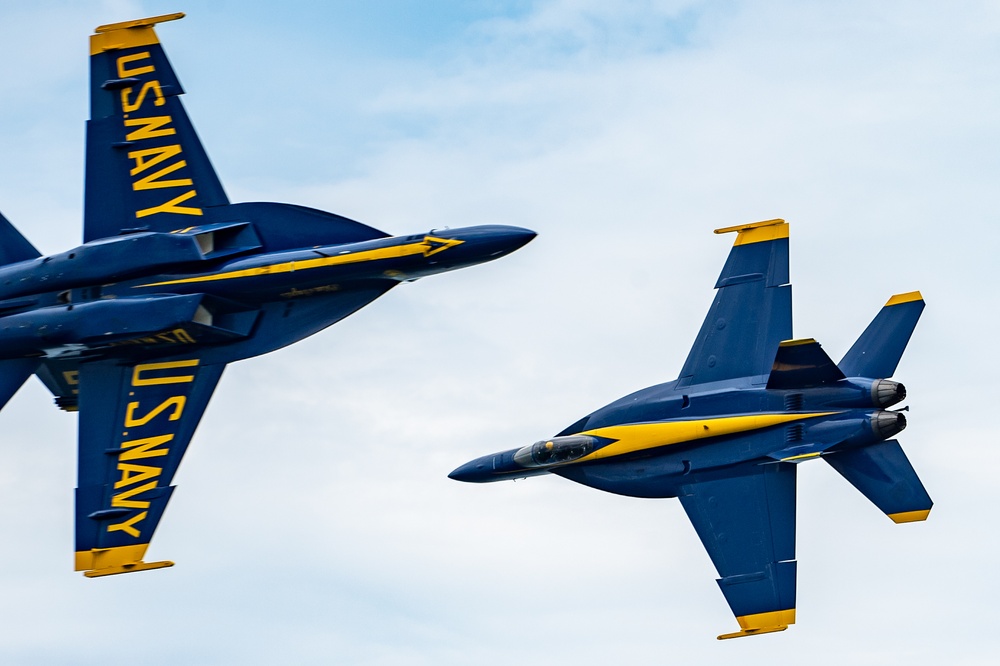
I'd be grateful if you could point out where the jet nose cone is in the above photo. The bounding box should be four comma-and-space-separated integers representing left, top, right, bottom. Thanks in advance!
448, 459, 489, 483
504, 226, 537, 250
479, 225, 536, 257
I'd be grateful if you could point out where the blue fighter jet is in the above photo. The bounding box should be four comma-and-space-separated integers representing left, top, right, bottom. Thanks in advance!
451, 219, 929, 639
0, 13, 534, 578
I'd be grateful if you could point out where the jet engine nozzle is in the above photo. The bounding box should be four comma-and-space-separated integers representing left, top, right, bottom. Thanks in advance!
871, 410, 907, 439
871, 379, 906, 407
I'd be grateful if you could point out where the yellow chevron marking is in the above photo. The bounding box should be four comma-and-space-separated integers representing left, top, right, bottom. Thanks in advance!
135, 236, 464, 288
577, 412, 835, 462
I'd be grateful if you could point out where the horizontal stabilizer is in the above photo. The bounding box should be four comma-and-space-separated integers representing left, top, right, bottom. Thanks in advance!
0, 210, 41, 265
766, 338, 845, 389
839, 292, 924, 379
824, 439, 932, 522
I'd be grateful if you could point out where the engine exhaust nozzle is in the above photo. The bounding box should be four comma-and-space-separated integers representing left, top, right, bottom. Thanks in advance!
871, 410, 907, 439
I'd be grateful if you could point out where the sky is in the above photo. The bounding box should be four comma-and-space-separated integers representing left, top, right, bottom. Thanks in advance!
0, 0, 998, 664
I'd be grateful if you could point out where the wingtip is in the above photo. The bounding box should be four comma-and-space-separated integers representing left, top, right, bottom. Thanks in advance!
95, 12, 185, 34
888, 508, 931, 523
91, 12, 185, 55
82, 560, 175, 578
885, 291, 924, 307
714, 219, 788, 246
717, 625, 789, 640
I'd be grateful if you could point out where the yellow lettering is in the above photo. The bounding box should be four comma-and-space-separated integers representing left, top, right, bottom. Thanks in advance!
124, 116, 176, 142
125, 397, 186, 427
121, 80, 165, 113
173, 328, 196, 344
63, 369, 80, 395
118, 434, 173, 461
128, 144, 182, 176
132, 359, 200, 386
114, 463, 162, 489
111, 481, 158, 509
107, 511, 147, 538
117, 52, 154, 78
135, 190, 203, 218
132, 160, 193, 191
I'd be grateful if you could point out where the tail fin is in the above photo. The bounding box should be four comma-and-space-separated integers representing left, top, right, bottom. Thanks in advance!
824, 440, 932, 523
838, 292, 924, 378
0, 210, 41, 265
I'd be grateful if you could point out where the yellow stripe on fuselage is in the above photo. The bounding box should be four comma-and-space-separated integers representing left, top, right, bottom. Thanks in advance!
577, 412, 836, 462
135, 236, 463, 288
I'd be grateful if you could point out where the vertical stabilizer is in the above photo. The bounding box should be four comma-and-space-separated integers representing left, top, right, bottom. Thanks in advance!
838, 292, 924, 378
0, 210, 41, 265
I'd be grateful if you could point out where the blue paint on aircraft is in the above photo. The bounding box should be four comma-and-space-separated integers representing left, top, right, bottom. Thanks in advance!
451, 219, 929, 639
0, 13, 534, 578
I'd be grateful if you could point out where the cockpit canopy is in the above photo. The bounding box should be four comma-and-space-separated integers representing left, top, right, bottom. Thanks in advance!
513, 435, 598, 468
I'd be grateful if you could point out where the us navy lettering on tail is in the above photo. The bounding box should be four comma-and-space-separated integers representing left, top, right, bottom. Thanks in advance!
0, 12, 535, 578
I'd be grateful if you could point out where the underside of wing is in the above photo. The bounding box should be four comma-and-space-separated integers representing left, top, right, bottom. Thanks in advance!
679, 220, 791, 386
678, 461, 797, 639
75, 355, 224, 576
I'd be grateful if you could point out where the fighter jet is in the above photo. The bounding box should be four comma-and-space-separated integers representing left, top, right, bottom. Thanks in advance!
0, 13, 534, 578
450, 219, 928, 639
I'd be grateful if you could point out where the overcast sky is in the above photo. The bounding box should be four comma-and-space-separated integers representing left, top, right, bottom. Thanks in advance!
0, 1, 997, 664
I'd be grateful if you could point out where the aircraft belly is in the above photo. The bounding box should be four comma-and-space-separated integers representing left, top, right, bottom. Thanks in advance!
193, 282, 397, 364
554, 427, 793, 498
552, 459, 687, 498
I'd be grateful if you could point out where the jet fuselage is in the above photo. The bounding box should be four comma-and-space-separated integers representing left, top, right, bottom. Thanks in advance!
449, 377, 907, 498
0, 223, 535, 362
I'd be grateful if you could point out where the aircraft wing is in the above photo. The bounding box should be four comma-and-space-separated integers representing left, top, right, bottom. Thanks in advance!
678, 219, 791, 386
678, 461, 797, 639
74, 355, 224, 576
85, 13, 228, 242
